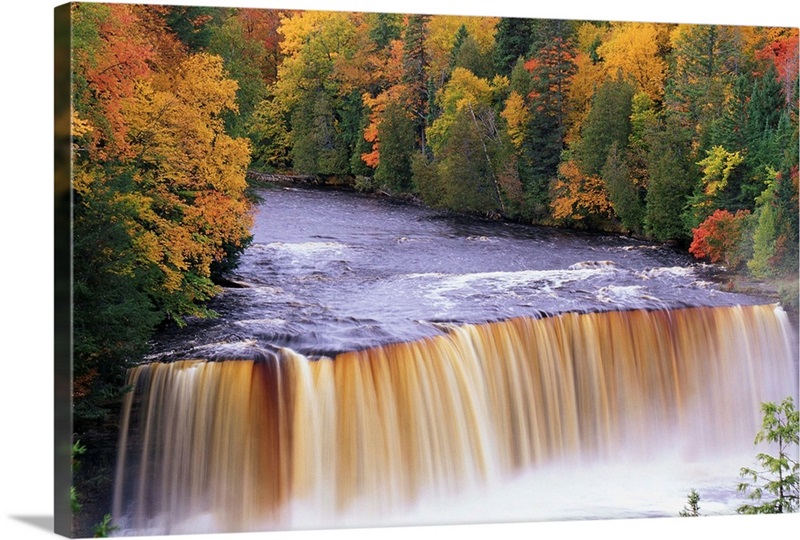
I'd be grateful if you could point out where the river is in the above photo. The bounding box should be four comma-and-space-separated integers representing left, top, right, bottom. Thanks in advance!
147, 183, 770, 361
113, 183, 798, 535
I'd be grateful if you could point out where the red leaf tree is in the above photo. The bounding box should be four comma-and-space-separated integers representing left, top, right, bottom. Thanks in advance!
689, 209, 751, 268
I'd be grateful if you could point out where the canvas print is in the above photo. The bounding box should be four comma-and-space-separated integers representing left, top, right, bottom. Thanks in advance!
54, 2, 800, 538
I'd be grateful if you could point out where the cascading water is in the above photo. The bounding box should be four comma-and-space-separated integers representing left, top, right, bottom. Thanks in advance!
112, 304, 796, 534
111, 185, 798, 535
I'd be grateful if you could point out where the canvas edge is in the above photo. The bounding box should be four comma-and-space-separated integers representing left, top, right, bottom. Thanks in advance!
54, 2, 74, 537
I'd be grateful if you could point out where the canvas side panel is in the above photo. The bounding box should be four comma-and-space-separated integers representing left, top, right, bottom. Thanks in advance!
54, 2, 74, 537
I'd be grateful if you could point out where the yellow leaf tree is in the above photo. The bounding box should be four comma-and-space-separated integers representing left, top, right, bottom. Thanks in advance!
551, 159, 614, 225
596, 21, 669, 102
121, 52, 253, 319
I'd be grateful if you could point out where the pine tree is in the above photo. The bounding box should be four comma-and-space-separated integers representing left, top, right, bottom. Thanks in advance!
403, 14, 431, 153
573, 76, 635, 177
679, 489, 701, 517
738, 397, 799, 514
520, 21, 577, 220
493, 17, 534, 76
645, 117, 696, 242
374, 100, 416, 192
603, 142, 645, 234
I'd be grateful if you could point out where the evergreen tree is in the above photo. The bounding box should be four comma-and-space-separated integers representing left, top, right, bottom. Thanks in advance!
209, 15, 269, 138
412, 151, 444, 207
679, 489, 701, 517
368, 12, 403, 50
162, 5, 220, 51
403, 14, 431, 153
520, 21, 577, 220
645, 118, 696, 242
603, 142, 645, 234
374, 100, 416, 192
450, 24, 470, 68
574, 76, 635, 177
509, 56, 533, 97
666, 24, 743, 157
738, 397, 799, 514
453, 35, 494, 80
290, 87, 349, 176
339, 90, 369, 175
494, 17, 534, 76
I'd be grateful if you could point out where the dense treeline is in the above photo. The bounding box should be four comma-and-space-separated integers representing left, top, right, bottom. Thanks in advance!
69, 5, 798, 517
247, 11, 797, 270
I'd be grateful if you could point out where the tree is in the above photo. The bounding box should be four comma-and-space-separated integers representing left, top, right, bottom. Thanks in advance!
452, 34, 494, 80
666, 24, 743, 156
493, 17, 534, 76
603, 142, 645, 234
437, 107, 502, 214
209, 14, 269, 137
747, 171, 781, 277
161, 4, 220, 51
689, 209, 750, 269
373, 100, 416, 191
679, 489, 701, 517
596, 22, 668, 102
737, 397, 799, 514
550, 158, 613, 227
644, 118, 696, 242
271, 11, 367, 176
686, 145, 745, 230
426, 15, 499, 86
573, 76, 635, 177
521, 22, 577, 219
403, 14, 431, 153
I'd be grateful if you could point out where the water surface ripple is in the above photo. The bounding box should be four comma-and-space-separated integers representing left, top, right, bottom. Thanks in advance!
149, 185, 768, 360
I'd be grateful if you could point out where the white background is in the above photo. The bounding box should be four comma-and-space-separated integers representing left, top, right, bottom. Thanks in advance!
1, 1, 798, 539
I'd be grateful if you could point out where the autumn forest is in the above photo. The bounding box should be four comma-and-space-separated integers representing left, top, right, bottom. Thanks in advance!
69, 2, 798, 469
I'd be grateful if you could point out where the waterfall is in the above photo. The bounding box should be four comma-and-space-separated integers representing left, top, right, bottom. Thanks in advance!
112, 304, 797, 534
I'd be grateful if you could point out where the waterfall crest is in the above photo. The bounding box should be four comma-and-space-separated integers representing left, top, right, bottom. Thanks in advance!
112, 304, 797, 534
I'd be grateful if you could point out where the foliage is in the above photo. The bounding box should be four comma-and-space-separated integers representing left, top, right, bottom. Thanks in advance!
427, 67, 495, 155
92, 514, 120, 538
689, 209, 751, 268
603, 142, 645, 234
551, 159, 613, 226
737, 397, 799, 514
520, 22, 577, 218
374, 100, 416, 191
573, 76, 635, 177
501, 91, 529, 150
493, 17, 534, 75
435, 107, 502, 214
403, 14, 432, 152
644, 118, 696, 242
686, 146, 745, 230
208, 14, 269, 137
596, 22, 668, 101
71, 7, 253, 438
412, 151, 444, 207
242, 11, 795, 265
679, 489, 701, 517
748, 173, 781, 277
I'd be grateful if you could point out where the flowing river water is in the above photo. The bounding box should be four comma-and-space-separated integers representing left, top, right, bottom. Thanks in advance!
112, 183, 799, 535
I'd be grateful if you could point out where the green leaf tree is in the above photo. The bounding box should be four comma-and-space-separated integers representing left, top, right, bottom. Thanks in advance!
573, 75, 635, 177
374, 100, 416, 192
737, 397, 799, 514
